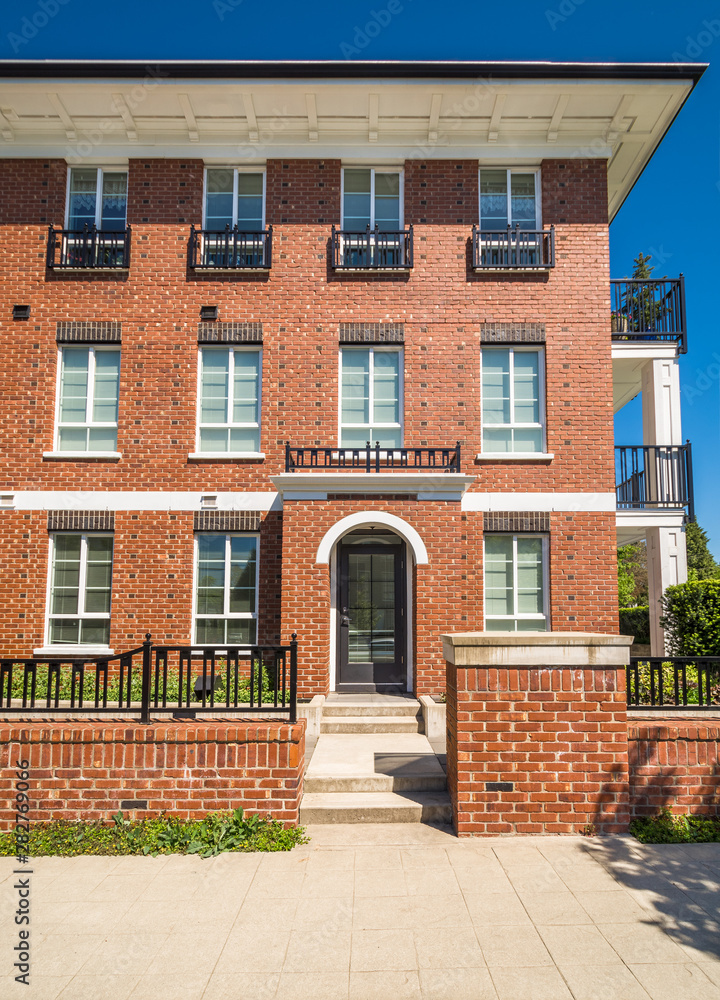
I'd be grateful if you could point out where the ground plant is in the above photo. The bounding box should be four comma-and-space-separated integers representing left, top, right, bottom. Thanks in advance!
0, 808, 308, 857
630, 808, 720, 844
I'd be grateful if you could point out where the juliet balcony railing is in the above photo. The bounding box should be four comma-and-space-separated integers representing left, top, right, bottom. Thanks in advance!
610, 276, 687, 354
47, 225, 131, 270
472, 224, 555, 270
331, 225, 413, 270
188, 225, 272, 270
285, 441, 461, 473
615, 443, 694, 520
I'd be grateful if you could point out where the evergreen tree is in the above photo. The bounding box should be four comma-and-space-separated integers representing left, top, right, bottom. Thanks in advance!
618, 542, 649, 607
685, 522, 720, 581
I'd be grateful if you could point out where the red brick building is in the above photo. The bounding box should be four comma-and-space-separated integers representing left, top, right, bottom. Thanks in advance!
0, 60, 703, 697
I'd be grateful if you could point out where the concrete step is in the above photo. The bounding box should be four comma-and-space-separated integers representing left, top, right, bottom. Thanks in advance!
320, 716, 422, 735
304, 772, 447, 794
322, 701, 422, 718
299, 790, 453, 825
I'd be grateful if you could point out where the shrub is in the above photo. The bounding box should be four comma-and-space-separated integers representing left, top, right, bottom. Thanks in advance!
630, 808, 720, 844
619, 606, 650, 645
660, 580, 720, 655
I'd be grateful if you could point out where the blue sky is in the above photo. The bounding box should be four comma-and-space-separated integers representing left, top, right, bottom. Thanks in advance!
3, 0, 718, 556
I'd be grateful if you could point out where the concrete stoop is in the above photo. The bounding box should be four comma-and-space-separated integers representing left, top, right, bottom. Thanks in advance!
299, 696, 451, 825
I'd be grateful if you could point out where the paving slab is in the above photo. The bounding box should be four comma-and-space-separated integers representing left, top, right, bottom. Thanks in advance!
2, 836, 720, 1000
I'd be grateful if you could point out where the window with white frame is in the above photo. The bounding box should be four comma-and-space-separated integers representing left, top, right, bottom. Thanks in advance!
484, 534, 548, 632
197, 348, 261, 454
479, 168, 539, 231
47, 533, 113, 646
204, 169, 265, 231
340, 347, 402, 448
67, 168, 128, 230
481, 347, 544, 453
194, 534, 258, 645
342, 168, 402, 231
56, 346, 121, 453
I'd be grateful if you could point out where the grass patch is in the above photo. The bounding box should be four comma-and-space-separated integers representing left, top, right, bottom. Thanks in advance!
630, 808, 720, 844
0, 808, 309, 858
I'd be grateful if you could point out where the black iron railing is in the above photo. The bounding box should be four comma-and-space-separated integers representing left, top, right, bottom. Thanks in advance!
472, 224, 555, 270
47, 225, 131, 269
331, 225, 413, 270
188, 225, 272, 270
627, 657, 720, 710
285, 441, 461, 473
615, 443, 694, 520
0, 634, 298, 723
610, 276, 687, 354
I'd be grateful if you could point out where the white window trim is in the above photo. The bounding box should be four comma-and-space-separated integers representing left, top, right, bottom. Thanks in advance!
64, 166, 128, 230
478, 167, 542, 229
53, 346, 121, 455
483, 533, 549, 631
340, 167, 404, 230
481, 346, 546, 455
195, 346, 262, 457
338, 346, 404, 449
43, 532, 114, 650
192, 532, 260, 647
202, 166, 266, 230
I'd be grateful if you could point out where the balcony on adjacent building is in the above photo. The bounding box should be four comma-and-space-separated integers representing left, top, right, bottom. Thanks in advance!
472, 225, 555, 271
615, 443, 694, 519
46, 225, 131, 270
188, 225, 272, 271
331, 225, 413, 271
610, 276, 686, 354
285, 441, 461, 473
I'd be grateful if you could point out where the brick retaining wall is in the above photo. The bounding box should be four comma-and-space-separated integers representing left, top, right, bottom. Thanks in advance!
629, 719, 720, 817
0, 719, 305, 829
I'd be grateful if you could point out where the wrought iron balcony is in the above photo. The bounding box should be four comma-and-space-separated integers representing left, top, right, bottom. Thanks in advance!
472, 224, 555, 270
47, 225, 131, 270
188, 225, 272, 270
610, 276, 686, 354
286, 441, 461, 473
331, 225, 413, 270
615, 443, 694, 519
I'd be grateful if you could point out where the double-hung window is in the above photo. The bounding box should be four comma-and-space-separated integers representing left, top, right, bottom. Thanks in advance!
479, 168, 539, 231
56, 346, 121, 454
481, 347, 544, 454
484, 534, 548, 632
194, 534, 258, 645
200, 169, 268, 268
197, 348, 261, 455
47, 533, 114, 646
339, 168, 407, 268
67, 167, 128, 231
340, 347, 402, 448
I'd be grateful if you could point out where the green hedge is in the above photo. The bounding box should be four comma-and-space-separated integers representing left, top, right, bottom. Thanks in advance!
619, 606, 650, 645
660, 580, 720, 655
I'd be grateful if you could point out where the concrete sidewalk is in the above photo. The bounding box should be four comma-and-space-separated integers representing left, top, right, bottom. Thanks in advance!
2, 825, 720, 1000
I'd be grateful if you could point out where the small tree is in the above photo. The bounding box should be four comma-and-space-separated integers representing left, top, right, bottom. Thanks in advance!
621, 253, 666, 332
685, 522, 720, 581
617, 542, 648, 607
660, 581, 720, 656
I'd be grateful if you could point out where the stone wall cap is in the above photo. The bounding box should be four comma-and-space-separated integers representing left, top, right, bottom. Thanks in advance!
442, 632, 633, 667
441, 632, 634, 647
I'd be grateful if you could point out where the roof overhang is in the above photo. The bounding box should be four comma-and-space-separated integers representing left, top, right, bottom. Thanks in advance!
0, 60, 705, 219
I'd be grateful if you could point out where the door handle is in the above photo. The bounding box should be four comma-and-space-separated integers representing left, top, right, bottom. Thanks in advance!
340, 616, 350, 626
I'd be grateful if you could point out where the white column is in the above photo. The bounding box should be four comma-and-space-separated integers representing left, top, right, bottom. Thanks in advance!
641, 358, 682, 445
646, 525, 688, 655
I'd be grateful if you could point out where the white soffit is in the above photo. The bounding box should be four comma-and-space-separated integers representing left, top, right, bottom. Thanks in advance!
0, 70, 698, 220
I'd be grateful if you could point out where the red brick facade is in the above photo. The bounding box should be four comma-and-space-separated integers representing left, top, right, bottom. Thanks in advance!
0, 719, 305, 829
0, 155, 619, 695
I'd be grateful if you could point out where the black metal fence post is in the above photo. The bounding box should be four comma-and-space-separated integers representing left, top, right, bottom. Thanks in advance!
289, 634, 298, 724
140, 633, 152, 724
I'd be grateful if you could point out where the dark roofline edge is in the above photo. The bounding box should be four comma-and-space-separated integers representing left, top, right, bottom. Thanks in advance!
0, 58, 708, 82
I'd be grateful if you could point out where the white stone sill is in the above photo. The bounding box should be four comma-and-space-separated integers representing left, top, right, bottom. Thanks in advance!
187, 453, 265, 461
33, 646, 115, 657
43, 452, 121, 461
475, 453, 554, 462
